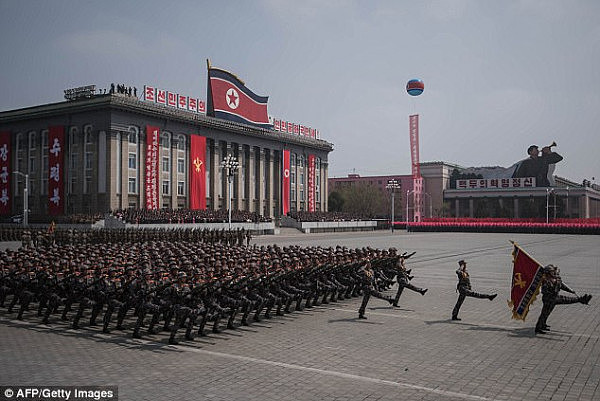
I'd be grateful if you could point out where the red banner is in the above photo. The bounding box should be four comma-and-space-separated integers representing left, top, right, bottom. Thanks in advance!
307, 154, 315, 212
508, 242, 545, 320
145, 125, 160, 210
48, 126, 65, 215
190, 135, 207, 210
282, 149, 290, 215
409, 114, 420, 178
0, 132, 11, 215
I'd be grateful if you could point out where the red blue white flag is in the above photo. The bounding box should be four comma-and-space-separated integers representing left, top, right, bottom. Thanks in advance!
207, 63, 271, 128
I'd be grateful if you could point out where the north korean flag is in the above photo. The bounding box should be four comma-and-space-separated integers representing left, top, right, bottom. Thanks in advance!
207, 66, 271, 128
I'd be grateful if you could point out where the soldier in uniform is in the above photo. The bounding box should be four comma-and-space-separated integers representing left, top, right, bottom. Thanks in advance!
392, 254, 427, 307
452, 260, 497, 321
535, 265, 592, 334
358, 260, 395, 319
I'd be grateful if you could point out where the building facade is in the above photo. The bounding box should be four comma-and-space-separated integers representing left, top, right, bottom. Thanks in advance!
329, 162, 600, 219
0, 93, 333, 217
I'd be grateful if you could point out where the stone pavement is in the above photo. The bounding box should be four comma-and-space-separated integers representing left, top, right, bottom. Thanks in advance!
1, 232, 599, 400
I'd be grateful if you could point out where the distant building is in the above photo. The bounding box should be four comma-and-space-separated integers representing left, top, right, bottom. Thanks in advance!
329, 162, 600, 219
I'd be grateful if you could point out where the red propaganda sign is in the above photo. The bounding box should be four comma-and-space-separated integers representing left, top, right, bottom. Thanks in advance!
307, 154, 316, 212
409, 114, 421, 179
509, 242, 544, 320
189, 135, 207, 210
48, 126, 65, 215
0, 132, 11, 215
282, 149, 290, 215
145, 125, 160, 210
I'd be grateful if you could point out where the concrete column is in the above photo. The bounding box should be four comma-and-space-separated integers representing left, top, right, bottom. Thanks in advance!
581, 195, 590, 218
265, 149, 274, 218
170, 139, 177, 208
455, 199, 460, 217
120, 133, 129, 209
469, 198, 474, 218
235, 143, 243, 211
210, 140, 220, 211
248, 147, 256, 213
323, 162, 328, 212
514, 198, 519, 218
257, 148, 265, 216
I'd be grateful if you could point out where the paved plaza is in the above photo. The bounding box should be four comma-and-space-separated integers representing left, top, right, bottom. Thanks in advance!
1, 231, 599, 401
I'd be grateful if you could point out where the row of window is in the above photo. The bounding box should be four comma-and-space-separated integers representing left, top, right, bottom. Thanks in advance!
127, 177, 185, 196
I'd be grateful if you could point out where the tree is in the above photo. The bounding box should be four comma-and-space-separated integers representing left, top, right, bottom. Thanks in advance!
328, 191, 345, 212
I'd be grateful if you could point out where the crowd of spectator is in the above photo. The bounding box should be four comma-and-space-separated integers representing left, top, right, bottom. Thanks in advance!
111, 209, 271, 224
287, 211, 371, 222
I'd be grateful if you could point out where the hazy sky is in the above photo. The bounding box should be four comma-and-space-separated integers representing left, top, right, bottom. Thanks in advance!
1, 0, 598, 183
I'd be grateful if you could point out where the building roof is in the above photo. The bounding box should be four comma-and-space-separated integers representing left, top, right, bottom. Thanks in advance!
0, 94, 334, 152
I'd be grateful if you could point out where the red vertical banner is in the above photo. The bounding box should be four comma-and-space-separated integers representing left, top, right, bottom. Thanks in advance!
189, 134, 207, 210
282, 149, 290, 215
48, 126, 65, 215
145, 125, 159, 210
409, 114, 420, 178
307, 154, 316, 212
0, 132, 11, 215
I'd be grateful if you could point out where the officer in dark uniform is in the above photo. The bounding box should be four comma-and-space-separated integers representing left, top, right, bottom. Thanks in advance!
535, 265, 592, 334
358, 260, 395, 319
452, 260, 497, 321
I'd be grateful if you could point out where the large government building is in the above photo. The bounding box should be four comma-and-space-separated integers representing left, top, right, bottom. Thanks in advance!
0, 89, 333, 218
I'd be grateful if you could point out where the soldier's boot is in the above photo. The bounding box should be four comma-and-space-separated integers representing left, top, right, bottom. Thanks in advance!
89, 305, 102, 326
72, 304, 86, 329
240, 304, 251, 326
7, 294, 19, 314
264, 301, 274, 319
387, 297, 395, 306
488, 294, 497, 301
132, 309, 147, 339
168, 319, 181, 345
284, 297, 294, 314
148, 311, 161, 334
212, 314, 222, 333
17, 300, 30, 320
163, 310, 174, 331
197, 312, 209, 337
321, 292, 329, 304
115, 306, 128, 330
102, 308, 114, 333
185, 315, 197, 340
304, 296, 313, 309
580, 294, 592, 305
420, 288, 428, 296
275, 300, 285, 316
227, 308, 238, 330
295, 295, 304, 311
37, 298, 47, 316
61, 302, 73, 321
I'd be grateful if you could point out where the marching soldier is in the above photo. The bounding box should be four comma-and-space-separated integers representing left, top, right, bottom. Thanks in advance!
392, 255, 427, 307
358, 260, 395, 319
452, 260, 497, 321
535, 265, 592, 334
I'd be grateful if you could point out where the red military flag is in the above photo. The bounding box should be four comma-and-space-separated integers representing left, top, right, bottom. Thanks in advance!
508, 241, 545, 320
189, 134, 207, 210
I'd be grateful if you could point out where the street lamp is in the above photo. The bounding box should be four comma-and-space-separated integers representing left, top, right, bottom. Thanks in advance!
546, 187, 554, 224
386, 179, 401, 232
220, 154, 239, 229
13, 171, 28, 227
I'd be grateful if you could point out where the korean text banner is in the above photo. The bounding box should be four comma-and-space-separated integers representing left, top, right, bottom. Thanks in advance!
208, 67, 271, 128
145, 125, 160, 210
0, 132, 11, 215
189, 135, 207, 210
282, 150, 290, 215
508, 241, 544, 320
409, 114, 421, 178
48, 126, 65, 215
308, 154, 316, 212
